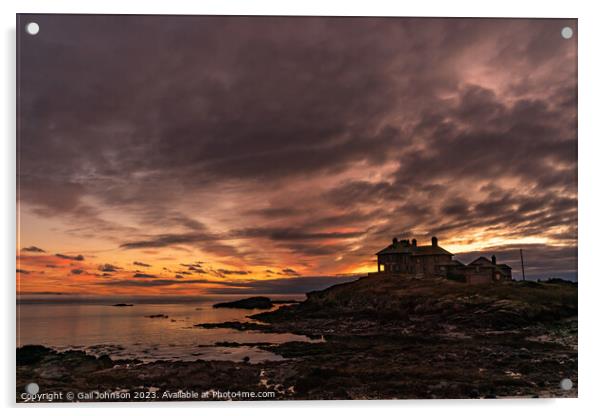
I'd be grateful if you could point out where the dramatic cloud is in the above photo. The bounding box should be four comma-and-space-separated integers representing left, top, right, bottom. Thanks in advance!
216, 269, 250, 276
17, 15, 577, 296
266, 268, 301, 276
98, 264, 120, 273
97, 278, 243, 288
236, 228, 365, 241
120, 233, 213, 249
180, 262, 204, 268
56, 254, 85, 261
133, 273, 157, 279
22, 246, 45, 253
180, 262, 206, 274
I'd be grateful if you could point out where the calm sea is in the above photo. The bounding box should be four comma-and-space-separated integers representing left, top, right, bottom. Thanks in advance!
16, 295, 313, 363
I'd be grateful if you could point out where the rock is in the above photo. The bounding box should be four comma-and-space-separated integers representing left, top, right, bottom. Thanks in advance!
194, 321, 271, 331
145, 314, 168, 319
253, 274, 578, 331
213, 297, 273, 309
38, 364, 71, 380
214, 341, 242, 347
214, 341, 273, 348
17, 346, 264, 402
112, 303, 133, 307
17, 345, 53, 365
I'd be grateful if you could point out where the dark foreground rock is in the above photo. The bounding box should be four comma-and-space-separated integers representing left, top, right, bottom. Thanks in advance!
250, 275, 578, 399
17, 346, 272, 402
17, 275, 578, 401
112, 303, 133, 307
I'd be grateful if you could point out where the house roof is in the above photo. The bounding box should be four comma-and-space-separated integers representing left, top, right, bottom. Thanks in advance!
376, 241, 452, 256
469, 256, 494, 266
413, 245, 453, 256
468, 256, 512, 271
376, 244, 414, 255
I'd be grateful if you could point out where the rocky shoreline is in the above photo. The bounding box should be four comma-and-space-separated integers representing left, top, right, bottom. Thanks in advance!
17, 275, 578, 401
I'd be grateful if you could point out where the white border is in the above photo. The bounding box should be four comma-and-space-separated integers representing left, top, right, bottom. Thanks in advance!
2, 1, 602, 415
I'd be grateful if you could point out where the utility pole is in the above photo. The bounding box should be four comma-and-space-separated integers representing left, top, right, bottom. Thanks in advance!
520, 249, 526, 281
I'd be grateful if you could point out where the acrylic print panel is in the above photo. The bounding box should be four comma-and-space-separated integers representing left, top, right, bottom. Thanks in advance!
16, 14, 577, 402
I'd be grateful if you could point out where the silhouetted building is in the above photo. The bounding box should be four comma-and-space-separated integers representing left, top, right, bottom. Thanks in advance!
376, 236, 452, 275
375, 237, 512, 283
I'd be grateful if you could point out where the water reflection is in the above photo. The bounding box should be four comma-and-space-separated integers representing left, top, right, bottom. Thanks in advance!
17, 298, 313, 363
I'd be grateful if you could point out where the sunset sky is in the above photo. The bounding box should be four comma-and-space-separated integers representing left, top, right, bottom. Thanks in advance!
17, 15, 577, 296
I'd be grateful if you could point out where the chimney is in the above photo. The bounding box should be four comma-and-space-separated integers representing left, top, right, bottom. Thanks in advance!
411, 238, 417, 247
431, 236, 438, 247
492, 255, 497, 265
